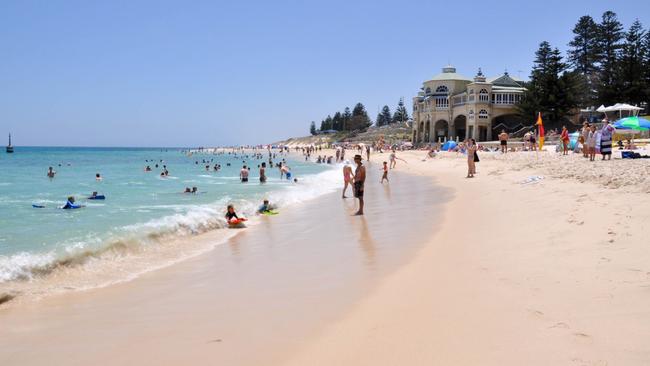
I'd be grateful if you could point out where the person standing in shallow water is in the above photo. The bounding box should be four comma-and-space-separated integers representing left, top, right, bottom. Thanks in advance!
342, 160, 354, 198
353, 155, 366, 215
259, 162, 267, 183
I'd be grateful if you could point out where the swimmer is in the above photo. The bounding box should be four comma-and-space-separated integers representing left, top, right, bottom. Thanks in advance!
47, 167, 56, 178
96, 173, 102, 181
183, 187, 191, 193
62, 196, 83, 209
192, 186, 198, 194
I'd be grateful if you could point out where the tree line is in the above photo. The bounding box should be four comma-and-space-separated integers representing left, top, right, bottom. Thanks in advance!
309, 98, 410, 135
520, 11, 650, 123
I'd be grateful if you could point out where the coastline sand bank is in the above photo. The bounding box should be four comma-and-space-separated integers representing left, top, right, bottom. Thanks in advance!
0, 165, 450, 365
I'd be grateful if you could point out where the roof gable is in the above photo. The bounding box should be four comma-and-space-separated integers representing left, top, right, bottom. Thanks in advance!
489, 73, 522, 87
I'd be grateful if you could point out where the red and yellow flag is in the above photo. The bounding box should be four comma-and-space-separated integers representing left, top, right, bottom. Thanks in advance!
536, 112, 545, 150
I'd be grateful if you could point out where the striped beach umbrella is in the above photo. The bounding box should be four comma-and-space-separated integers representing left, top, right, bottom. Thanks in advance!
613, 116, 650, 131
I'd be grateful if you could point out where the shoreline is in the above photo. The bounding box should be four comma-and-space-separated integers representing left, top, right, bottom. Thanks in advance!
1, 148, 649, 365
0, 152, 339, 307
0, 161, 451, 365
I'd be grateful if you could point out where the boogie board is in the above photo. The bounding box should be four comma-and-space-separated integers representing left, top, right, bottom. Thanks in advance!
228, 218, 248, 227
262, 210, 279, 216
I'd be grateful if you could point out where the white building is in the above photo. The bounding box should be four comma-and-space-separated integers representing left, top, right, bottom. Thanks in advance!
412, 66, 526, 143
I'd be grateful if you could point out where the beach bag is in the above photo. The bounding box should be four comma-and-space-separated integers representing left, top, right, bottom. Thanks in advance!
473, 151, 480, 162
622, 151, 633, 159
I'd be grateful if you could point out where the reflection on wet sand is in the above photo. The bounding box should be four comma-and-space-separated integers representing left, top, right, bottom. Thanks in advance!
0, 167, 451, 366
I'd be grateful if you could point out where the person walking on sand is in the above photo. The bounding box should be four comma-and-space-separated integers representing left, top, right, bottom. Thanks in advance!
365, 145, 371, 161
560, 126, 570, 155
342, 160, 354, 198
498, 130, 509, 153
380, 161, 389, 183
352, 155, 366, 215
466, 139, 477, 178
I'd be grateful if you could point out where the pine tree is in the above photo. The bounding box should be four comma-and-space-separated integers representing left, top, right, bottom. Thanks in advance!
332, 111, 343, 131
618, 20, 647, 107
323, 115, 333, 131
342, 107, 352, 131
319, 119, 326, 131
349, 103, 371, 131
519, 41, 579, 122
597, 11, 625, 105
392, 98, 409, 123
567, 15, 600, 106
376, 105, 391, 126
310, 121, 317, 135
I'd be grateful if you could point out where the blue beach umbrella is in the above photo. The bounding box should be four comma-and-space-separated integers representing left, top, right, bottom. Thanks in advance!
613, 116, 650, 131
441, 140, 457, 151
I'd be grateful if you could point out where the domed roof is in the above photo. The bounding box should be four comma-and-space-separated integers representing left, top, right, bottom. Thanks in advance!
429, 65, 471, 82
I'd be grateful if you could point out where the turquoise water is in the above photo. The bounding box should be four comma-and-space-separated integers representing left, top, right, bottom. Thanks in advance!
0, 147, 337, 284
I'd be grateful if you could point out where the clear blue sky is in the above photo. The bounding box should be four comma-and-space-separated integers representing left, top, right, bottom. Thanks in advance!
1, 0, 648, 147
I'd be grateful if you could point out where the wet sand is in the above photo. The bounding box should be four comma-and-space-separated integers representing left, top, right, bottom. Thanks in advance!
0, 163, 450, 365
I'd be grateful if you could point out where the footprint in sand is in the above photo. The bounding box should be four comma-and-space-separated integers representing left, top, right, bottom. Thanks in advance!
548, 322, 570, 329
573, 332, 591, 339
526, 309, 544, 318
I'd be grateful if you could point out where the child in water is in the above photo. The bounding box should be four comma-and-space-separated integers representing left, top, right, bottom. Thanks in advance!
257, 199, 276, 214
225, 204, 240, 223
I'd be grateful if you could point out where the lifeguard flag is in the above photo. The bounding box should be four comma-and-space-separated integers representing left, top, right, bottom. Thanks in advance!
536, 112, 545, 150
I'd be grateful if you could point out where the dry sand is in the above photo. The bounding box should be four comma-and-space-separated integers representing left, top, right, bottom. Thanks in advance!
2, 148, 649, 365
284, 149, 650, 365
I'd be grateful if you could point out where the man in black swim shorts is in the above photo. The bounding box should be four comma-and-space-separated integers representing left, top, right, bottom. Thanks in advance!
353, 154, 366, 215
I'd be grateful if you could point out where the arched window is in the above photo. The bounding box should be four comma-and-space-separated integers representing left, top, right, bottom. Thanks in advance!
479, 89, 489, 102
478, 109, 489, 119
469, 110, 475, 119
425, 87, 431, 95
435, 85, 449, 94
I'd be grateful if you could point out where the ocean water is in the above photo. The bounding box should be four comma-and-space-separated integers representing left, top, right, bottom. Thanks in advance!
0, 147, 338, 291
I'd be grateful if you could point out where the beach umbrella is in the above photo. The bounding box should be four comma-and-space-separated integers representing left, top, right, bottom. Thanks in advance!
441, 140, 457, 151
613, 116, 650, 131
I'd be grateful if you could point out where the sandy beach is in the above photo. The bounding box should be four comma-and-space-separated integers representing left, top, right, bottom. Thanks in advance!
2, 148, 650, 365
